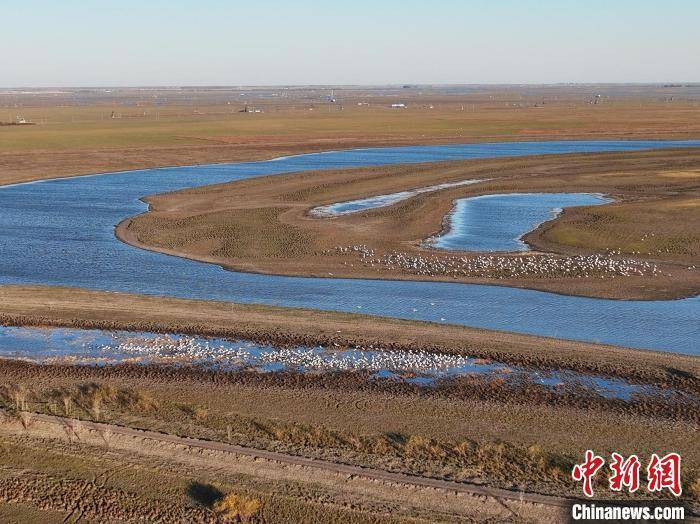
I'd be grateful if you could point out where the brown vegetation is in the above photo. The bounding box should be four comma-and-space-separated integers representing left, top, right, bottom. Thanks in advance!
0, 414, 567, 523
213, 492, 262, 522
0, 359, 697, 494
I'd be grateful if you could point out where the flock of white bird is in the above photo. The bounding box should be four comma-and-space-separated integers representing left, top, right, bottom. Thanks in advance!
100, 335, 499, 375
89, 334, 645, 398
329, 245, 661, 279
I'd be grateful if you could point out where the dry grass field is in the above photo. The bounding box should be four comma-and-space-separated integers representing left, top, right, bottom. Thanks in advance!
0, 408, 572, 523
1, 287, 697, 493
0, 351, 698, 518
118, 148, 700, 300
0, 351, 697, 520
2, 85, 700, 185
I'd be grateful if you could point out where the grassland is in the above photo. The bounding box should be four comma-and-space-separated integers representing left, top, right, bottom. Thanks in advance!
3, 98, 699, 153
2, 85, 700, 185
118, 148, 700, 300
0, 353, 697, 519
0, 409, 571, 523
1, 285, 698, 508
0, 413, 433, 523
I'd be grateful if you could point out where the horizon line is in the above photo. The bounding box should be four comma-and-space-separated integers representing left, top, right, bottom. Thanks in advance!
2, 81, 700, 90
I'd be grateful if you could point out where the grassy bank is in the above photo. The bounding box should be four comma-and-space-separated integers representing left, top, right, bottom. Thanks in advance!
0, 361, 697, 513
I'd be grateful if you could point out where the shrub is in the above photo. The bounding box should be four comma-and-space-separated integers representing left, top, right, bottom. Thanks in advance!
688, 476, 700, 501
0, 384, 29, 411
213, 492, 262, 522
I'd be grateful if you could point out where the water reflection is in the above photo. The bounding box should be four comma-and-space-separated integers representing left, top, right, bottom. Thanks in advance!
427, 193, 610, 252
310, 178, 484, 216
0, 325, 658, 400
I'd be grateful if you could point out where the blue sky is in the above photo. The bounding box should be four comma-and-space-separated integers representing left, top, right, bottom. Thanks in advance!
4, 0, 699, 86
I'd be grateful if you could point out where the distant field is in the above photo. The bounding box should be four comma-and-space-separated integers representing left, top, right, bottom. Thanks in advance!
2, 85, 700, 184
2, 99, 700, 152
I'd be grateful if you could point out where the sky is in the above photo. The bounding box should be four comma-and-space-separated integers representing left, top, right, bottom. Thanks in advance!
4, 0, 699, 87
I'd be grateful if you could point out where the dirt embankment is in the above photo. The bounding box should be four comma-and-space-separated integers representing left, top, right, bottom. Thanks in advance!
0, 410, 572, 523
116, 148, 700, 300
0, 359, 698, 513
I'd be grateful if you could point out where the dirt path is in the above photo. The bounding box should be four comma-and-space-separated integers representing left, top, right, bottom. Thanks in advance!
5, 410, 573, 511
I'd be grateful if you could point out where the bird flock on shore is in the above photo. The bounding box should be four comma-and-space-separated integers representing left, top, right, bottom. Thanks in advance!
84, 334, 645, 398
9, 326, 645, 398
99, 335, 500, 376
327, 245, 662, 279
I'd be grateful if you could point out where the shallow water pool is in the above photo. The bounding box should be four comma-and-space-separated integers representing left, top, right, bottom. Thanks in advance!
0, 325, 658, 400
310, 178, 484, 216
427, 192, 611, 252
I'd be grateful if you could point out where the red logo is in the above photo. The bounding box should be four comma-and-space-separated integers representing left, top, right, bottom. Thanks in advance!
572, 451, 682, 498
609, 453, 641, 493
572, 450, 606, 497
647, 453, 682, 497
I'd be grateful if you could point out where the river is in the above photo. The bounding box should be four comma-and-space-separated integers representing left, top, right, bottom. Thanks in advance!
1, 140, 699, 354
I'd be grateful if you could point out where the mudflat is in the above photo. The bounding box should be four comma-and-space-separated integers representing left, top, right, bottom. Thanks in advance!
117, 148, 700, 300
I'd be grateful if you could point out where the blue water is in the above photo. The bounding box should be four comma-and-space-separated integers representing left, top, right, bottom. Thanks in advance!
0, 325, 503, 374
1, 140, 699, 353
429, 193, 610, 252
312, 178, 484, 216
0, 325, 659, 399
